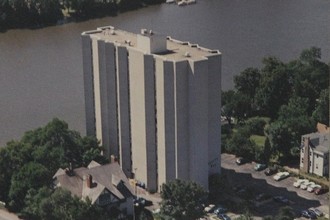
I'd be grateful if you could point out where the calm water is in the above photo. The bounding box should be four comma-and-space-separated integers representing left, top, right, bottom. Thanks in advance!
0, 0, 329, 146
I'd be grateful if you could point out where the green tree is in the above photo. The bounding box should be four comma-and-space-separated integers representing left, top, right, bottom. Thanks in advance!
234, 67, 261, 104
160, 179, 207, 220
312, 88, 329, 125
23, 188, 107, 220
222, 90, 251, 124
245, 117, 267, 135
0, 118, 107, 213
8, 162, 50, 211
266, 96, 314, 161
275, 206, 295, 220
221, 90, 235, 126
226, 127, 256, 160
255, 57, 292, 119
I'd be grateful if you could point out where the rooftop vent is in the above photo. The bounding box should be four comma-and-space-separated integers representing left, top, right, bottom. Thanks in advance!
141, 29, 147, 35
125, 40, 131, 46
110, 29, 115, 35
184, 52, 191, 57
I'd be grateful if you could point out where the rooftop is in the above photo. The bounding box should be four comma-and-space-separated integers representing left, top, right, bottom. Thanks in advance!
53, 161, 134, 204
82, 26, 221, 61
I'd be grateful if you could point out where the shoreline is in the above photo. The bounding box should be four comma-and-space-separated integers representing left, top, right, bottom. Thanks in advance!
0, 1, 164, 33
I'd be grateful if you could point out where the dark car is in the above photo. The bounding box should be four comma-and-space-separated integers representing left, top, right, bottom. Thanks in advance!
264, 166, 277, 176
301, 210, 317, 219
236, 157, 248, 165
218, 214, 231, 220
214, 206, 227, 215
315, 187, 328, 195
254, 163, 267, 171
273, 196, 289, 205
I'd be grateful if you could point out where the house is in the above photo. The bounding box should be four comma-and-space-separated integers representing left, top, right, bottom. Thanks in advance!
53, 161, 135, 219
300, 123, 330, 177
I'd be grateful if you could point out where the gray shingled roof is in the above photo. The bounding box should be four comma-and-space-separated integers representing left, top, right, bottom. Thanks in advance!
53, 161, 134, 204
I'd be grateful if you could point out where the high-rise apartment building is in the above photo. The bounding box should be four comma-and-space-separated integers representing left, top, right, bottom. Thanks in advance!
82, 26, 221, 191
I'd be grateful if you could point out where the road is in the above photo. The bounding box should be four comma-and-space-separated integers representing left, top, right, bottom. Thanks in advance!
221, 153, 329, 219
0, 209, 19, 220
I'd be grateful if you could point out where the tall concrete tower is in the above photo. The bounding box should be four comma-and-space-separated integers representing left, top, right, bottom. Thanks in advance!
82, 26, 222, 191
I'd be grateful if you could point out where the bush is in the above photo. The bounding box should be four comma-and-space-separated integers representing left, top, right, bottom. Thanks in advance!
246, 117, 267, 135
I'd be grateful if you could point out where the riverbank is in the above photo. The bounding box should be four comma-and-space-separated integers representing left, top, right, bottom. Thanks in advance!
0, 0, 164, 32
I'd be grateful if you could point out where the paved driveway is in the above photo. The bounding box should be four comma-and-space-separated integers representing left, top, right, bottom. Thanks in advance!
0, 209, 19, 220
221, 153, 329, 218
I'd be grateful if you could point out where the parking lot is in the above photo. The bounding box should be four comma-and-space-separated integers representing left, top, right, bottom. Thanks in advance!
220, 153, 329, 219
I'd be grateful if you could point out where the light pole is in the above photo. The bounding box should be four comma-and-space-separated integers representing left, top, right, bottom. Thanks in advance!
134, 168, 137, 196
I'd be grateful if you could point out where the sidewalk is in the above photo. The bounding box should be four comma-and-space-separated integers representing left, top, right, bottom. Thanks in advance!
0, 208, 20, 220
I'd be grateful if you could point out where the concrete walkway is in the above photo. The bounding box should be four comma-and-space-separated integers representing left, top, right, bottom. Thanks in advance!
0, 209, 19, 220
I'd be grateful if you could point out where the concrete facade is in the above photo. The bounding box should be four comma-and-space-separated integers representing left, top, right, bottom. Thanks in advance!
82, 26, 222, 191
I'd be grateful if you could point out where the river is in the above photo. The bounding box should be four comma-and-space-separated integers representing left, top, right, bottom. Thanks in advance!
0, 0, 329, 147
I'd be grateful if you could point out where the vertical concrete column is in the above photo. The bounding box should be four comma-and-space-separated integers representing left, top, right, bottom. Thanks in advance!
81, 34, 96, 137
174, 61, 189, 181
155, 58, 176, 190
104, 42, 119, 158
207, 55, 222, 175
144, 54, 157, 191
188, 60, 209, 190
116, 46, 132, 177
97, 40, 109, 155
128, 49, 157, 191
91, 37, 103, 146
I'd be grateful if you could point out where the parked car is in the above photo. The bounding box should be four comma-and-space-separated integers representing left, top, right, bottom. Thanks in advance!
214, 205, 227, 215
293, 179, 309, 188
254, 163, 267, 171
301, 210, 317, 219
204, 204, 215, 213
218, 214, 231, 220
273, 196, 289, 205
309, 208, 323, 217
315, 187, 328, 195
300, 181, 315, 190
133, 196, 152, 207
307, 184, 321, 193
236, 157, 248, 165
264, 167, 277, 176
273, 172, 289, 181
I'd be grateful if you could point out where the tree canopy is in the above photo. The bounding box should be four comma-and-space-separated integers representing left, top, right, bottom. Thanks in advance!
223, 47, 329, 163
159, 179, 207, 220
0, 118, 107, 213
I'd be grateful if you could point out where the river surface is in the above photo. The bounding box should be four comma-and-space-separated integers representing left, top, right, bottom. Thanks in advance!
0, 0, 329, 147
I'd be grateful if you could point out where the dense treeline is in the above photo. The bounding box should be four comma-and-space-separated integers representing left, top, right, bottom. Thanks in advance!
0, 0, 164, 31
0, 118, 109, 218
222, 47, 329, 163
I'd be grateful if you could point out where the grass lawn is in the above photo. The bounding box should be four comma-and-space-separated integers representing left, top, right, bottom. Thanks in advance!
250, 135, 266, 147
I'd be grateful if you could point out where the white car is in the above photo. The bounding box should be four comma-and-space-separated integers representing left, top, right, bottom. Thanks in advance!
204, 204, 215, 213
293, 179, 309, 188
273, 172, 290, 181
307, 184, 321, 192
300, 181, 315, 190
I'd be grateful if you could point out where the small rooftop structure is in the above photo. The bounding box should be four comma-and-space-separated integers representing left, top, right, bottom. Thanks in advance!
82, 26, 221, 61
